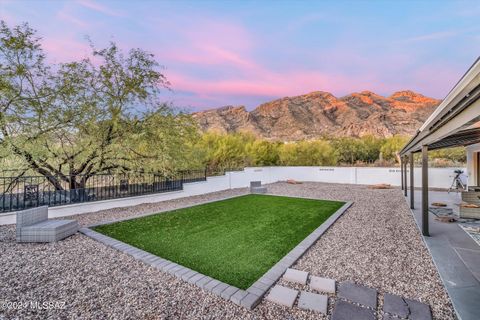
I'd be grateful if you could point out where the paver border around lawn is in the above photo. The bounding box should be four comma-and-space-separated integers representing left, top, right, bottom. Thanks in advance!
80, 194, 353, 310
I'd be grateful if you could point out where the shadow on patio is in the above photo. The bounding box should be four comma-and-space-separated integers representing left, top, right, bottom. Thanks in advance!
407, 190, 480, 320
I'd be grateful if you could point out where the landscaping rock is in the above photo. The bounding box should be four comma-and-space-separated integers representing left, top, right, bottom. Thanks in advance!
368, 184, 391, 189
0, 183, 455, 319
431, 202, 447, 207
461, 203, 480, 208
286, 179, 302, 184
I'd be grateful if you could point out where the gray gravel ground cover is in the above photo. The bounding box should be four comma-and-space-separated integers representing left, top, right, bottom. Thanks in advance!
0, 182, 455, 319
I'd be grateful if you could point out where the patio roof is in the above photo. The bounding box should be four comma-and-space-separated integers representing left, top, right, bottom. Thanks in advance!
427, 126, 480, 150
400, 57, 480, 156
398, 57, 480, 239
397, 58, 480, 320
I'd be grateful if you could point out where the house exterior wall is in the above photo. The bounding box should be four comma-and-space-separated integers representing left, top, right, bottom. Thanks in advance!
466, 143, 480, 186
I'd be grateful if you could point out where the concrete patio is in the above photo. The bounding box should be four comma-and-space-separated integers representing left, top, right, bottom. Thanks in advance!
407, 190, 480, 320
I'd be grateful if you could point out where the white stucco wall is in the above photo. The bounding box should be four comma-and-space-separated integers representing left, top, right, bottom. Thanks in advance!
0, 166, 463, 225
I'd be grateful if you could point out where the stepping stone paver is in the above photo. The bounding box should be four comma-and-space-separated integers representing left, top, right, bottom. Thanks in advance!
298, 291, 328, 314
283, 268, 309, 285
383, 293, 409, 318
331, 300, 375, 320
338, 281, 377, 309
383, 294, 432, 320
404, 298, 432, 320
266, 285, 299, 308
310, 276, 336, 293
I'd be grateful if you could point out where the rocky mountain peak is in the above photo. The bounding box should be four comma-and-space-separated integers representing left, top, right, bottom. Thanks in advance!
389, 90, 437, 103
192, 90, 441, 141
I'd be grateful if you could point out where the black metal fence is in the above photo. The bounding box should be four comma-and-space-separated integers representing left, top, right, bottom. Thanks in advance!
0, 169, 213, 213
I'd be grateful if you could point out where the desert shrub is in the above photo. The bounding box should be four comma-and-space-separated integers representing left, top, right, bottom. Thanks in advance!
279, 140, 337, 166
246, 140, 280, 166
380, 135, 410, 164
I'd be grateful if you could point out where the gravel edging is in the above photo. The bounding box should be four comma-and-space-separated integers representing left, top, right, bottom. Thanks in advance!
80, 197, 352, 310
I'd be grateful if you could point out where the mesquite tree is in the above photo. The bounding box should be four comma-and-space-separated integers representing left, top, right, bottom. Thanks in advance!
0, 21, 198, 190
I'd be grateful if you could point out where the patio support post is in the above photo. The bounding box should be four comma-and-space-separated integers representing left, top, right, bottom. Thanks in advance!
409, 152, 414, 209
400, 157, 404, 190
422, 145, 429, 236
404, 155, 408, 197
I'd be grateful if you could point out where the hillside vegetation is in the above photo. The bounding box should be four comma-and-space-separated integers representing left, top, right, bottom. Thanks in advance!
0, 21, 465, 181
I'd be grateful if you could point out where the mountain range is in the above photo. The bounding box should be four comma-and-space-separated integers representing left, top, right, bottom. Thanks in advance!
192, 90, 441, 141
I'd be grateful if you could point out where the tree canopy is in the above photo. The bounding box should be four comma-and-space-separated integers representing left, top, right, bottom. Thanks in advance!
0, 21, 197, 189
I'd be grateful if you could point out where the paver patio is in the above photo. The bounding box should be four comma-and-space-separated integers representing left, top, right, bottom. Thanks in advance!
0, 182, 456, 319
331, 300, 375, 320
408, 190, 480, 320
337, 281, 377, 309
383, 293, 410, 318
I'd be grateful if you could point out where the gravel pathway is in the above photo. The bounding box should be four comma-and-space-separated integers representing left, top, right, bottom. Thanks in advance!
0, 182, 455, 319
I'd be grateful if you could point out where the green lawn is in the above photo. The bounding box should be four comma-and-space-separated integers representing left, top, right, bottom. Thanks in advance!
94, 194, 344, 289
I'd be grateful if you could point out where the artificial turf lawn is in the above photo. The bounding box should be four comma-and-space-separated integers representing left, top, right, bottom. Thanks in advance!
94, 194, 345, 289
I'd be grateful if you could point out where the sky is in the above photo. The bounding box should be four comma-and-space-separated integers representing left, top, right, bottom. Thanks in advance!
1, 0, 479, 112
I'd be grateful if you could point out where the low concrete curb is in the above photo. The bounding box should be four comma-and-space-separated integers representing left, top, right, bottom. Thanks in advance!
80, 198, 353, 310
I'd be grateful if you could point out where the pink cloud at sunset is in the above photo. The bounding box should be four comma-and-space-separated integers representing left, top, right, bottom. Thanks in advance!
41, 37, 92, 63
76, 0, 124, 17
1, 0, 479, 110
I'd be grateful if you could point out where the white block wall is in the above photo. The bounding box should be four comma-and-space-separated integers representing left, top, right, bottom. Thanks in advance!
0, 166, 462, 225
